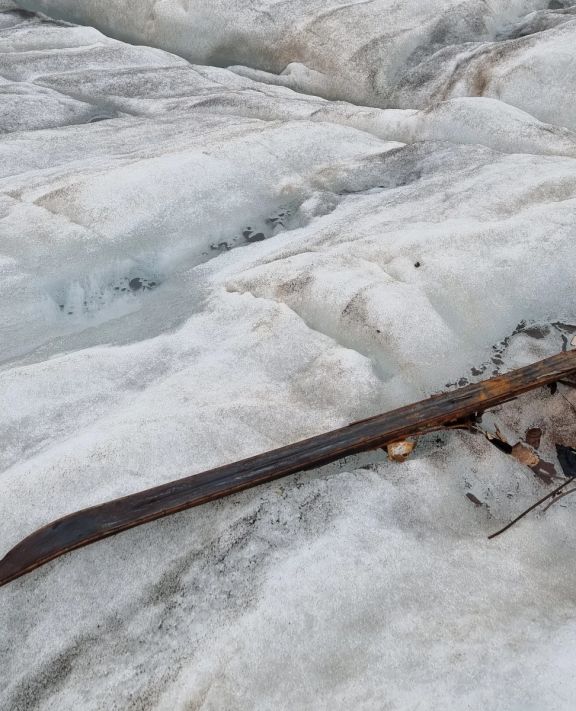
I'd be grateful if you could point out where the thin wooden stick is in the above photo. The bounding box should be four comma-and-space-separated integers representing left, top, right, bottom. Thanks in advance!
488, 479, 573, 540
1, 350, 575, 588
541, 486, 576, 513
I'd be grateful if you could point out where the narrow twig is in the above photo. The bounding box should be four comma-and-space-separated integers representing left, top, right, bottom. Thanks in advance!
542, 486, 576, 513
488, 479, 573, 540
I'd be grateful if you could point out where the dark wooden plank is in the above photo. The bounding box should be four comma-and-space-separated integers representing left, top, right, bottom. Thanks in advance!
1, 350, 575, 588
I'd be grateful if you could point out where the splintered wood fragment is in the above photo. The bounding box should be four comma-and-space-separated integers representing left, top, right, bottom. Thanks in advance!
511, 443, 540, 468
525, 427, 542, 450
387, 440, 416, 462
1, 350, 575, 588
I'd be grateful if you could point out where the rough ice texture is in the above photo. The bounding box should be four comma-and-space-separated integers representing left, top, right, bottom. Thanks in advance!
1, 2, 576, 710
17, 0, 576, 124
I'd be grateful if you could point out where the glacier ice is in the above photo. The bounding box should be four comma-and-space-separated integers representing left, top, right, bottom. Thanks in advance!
18, 0, 576, 125
1, 1, 576, 710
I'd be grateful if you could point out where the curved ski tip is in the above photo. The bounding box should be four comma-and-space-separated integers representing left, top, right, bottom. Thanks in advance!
0, 526, 71, 589
0, 546, 35, 588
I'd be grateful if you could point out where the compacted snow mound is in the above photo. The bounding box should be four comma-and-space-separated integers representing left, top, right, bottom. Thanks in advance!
3, 9, 576, 158
18, 0, 576, 127
1, 3, 576, 710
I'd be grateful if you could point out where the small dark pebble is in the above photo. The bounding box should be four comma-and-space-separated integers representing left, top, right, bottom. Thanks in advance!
471, 366, 484, 376
414, 261, 421, 268
523, 325, 550, 340
246, 232, 266, 243
466, 493, 483, 507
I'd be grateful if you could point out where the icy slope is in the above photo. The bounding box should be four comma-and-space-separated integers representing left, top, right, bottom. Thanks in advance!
18, 0, 576, 126
1, 2, 576, 710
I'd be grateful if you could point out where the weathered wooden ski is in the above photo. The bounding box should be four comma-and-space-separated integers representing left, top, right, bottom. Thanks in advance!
1, 350, 575, 588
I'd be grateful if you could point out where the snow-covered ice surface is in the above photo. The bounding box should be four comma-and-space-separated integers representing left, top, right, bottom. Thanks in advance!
18, 0, 576, 124
1, 1, 576, 709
